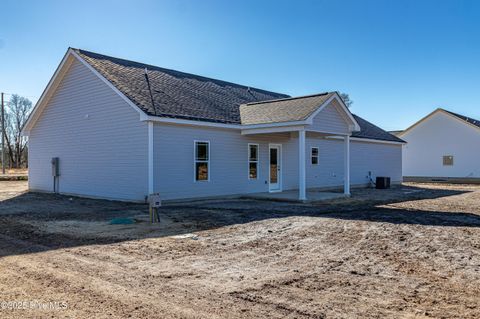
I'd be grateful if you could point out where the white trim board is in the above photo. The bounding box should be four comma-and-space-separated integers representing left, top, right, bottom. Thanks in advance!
247, 143, 259, 180
194, 140, 211, 182
268, 143, 282, 192
326, 136, 405, 145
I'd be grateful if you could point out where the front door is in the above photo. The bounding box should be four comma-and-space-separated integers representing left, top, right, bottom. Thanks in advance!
269, 144, 282, 192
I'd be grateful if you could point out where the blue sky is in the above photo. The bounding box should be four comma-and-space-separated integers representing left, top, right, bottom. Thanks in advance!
1, 0, 479, 130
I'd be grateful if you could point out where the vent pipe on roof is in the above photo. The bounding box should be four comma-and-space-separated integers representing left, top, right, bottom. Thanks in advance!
144, 68, 157, 115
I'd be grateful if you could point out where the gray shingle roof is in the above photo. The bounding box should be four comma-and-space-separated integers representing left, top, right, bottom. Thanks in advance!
443, 109, 480, 129
73, 48, 403, 143
240, 92, 335, 125
74, 49, 289, 124
352, 115, 405, 143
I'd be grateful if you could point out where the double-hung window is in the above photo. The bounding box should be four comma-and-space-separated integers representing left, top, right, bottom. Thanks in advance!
311, 147, 319, 165
195, 141, 210, 181
248, 144, 259, 179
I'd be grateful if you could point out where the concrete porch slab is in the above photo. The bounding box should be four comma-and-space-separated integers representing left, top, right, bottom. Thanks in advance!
242, 189, 347, 203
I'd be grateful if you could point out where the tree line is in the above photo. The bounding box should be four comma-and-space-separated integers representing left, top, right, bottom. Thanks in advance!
2, 94, 32, 169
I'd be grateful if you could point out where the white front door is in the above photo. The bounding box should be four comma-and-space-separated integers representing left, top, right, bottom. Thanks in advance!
269, 144, 282, 192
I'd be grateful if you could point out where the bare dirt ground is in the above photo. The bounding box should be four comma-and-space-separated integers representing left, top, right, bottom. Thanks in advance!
0, 181, 479, 318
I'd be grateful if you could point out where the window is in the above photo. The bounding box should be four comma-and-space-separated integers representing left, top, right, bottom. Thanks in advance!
311, 147, 319, 165
248, 144, 259, 179
195, 141, 209, 181
443, 155, 454, 166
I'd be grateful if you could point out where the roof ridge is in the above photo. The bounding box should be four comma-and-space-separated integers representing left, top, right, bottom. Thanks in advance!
72, 48, 290, 98
243, 91, 333, 106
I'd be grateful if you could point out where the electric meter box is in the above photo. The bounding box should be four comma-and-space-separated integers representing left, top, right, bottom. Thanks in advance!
51, 157, 60, 177
148, 193, 162, 207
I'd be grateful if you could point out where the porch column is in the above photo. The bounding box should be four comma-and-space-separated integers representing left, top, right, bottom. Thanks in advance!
344, 135, 350, 196
299, 129, 306, 200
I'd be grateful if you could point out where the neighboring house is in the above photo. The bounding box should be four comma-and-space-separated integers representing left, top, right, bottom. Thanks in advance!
22, 48, 404, 202
398, 108, 480, 182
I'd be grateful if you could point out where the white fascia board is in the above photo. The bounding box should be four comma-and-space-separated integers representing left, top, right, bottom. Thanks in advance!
306, 93, 361, 131
144, 116, 310, 131
327, 136, 405, 145
241, 125, 306, 135
241, 120, 307, 129
142, 115, 241, 129
306, 129, 350, 136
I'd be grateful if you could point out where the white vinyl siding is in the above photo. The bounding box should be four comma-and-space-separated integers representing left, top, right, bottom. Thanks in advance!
28, 59, 148, 201
309, 99, 350, 135
153, 123, 299, 200
402, 111, 480, 178
305, 135, 402, 189
153, 124, 401, 201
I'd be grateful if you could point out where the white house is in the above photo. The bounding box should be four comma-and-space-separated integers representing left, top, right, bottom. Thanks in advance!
398, 108, 480, 182
22, 48, 404, 202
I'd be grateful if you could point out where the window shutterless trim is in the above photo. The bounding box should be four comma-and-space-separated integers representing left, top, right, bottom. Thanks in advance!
194, 140, 210, 182
311, 147, 319, 165
248, 143, 259, 179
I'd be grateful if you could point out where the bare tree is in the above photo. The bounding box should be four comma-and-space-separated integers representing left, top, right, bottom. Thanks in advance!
339, 92, 353, 108
3, 94, 32, 168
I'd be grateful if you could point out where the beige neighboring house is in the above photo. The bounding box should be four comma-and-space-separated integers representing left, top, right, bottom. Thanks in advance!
398, 108, 480, 182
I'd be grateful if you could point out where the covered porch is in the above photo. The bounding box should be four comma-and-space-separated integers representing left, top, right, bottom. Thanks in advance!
240, 92, 360, 201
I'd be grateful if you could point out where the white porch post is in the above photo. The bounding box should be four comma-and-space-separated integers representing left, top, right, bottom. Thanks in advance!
299, 129, 307, 201
344, 135, 350, 196
148, 121, 154, 194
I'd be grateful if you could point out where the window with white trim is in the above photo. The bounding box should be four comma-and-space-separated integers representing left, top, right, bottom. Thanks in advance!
248, 144, 259, 179
195, 141, 209, 181
443, 155, 454, 166
311, 147, 319, 165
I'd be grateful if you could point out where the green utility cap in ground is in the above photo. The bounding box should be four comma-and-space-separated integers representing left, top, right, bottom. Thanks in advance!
109, 217, 136, 225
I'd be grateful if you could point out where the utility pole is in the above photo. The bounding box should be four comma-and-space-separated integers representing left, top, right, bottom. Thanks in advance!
1, 92, 4, 174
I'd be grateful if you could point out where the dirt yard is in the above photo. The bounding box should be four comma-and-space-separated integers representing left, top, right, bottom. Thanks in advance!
0, 181, 479, 318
